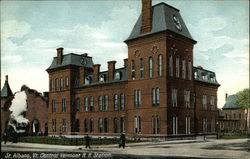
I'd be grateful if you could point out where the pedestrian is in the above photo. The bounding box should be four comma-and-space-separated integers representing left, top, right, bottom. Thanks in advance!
85, 134, 91, 149
119, 133, 126, 149
3, 132, 8, 144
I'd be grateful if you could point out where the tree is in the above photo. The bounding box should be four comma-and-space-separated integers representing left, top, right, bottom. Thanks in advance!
235, 88, 250, 108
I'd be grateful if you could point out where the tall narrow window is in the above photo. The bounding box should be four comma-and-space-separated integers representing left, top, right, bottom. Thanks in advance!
152, 115, 160, 134
84, 118, 88, 132
60, 78, 64, 90
182, 60, 186, 79
120, 117, 125, 133
62, 98, 66, 112
114, 118, 119, 133
75, 119, 80, 132
131, 60, 135, 80
152, 88, 160, 106
99, 96, 103, 111
158, 55, 163, 77
171, 89, 178, 107
149, 57, 154, 78
134, 90, 141, 108
56, 78, 59, 91
210, 96, 215, 110
140, 59, 145, 78
173, 116, 178, 135
176, 57, 179, 78
202, 95, 207, 110
51, 79, 54, 91
65, 76, 69, 87
185, 117, 191, 134
120, 94, 125, 110
184, 90, 190, 108
104, 95, 109, 111
90, 96, 94, 112
188, 61, 192, 80
90, 118, 93, 132
62, 119, 67, 132
52, 99, 57, 112
114, 94, 119, 111
169, 55, 173, 77
104, 118, 109, 133
152, 88, 156, 106
52, 119, 56, 132
135, 116, 141, 134
76, 98, 80, 112
84, 97, 89, 112
98, 118, 103, 133
203, 118, 207, 133
211, 118, 215, 132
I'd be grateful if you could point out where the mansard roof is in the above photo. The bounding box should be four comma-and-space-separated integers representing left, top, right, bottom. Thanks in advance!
194, 66, 220, 86
125, 2, 195, 42
47, 53, 94, 71
1, 76, 13, 98
223, 95, 241, 109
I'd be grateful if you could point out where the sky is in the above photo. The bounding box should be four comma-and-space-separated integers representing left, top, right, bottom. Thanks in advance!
1, 0, 249, 108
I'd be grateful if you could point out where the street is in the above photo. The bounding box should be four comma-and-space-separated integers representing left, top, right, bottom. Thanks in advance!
1, 138, 250, 159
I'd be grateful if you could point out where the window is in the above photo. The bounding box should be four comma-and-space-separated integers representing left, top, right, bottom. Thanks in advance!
62, 119, 67, 132
182, 60, 186, 79
210, 96, 215, 110
202, 95, 207, 110
62, 98, 66, 112
75, 119, 80, 132
211, 118, 215, 132
171, 89, 178, 107
52, 119, 56, 132
51, 79, 54, 91
90, 96, 94, 112
149, 57, 154, 78
152, 115, 160, 134
152, 88, 160, 106
90, 119, 93, 132
75, 78, 79, 88
85, 76, 92, 85
99, 74, 106, 82
104, 95, 109, 111
131, 60, 135, 80
56, 78, 59, 91
52, 100, 57, 112
158, 55, 163, 77
76, 98, 81, 112
173, 116, 178, 135
60, 78, 64, 90
120, 94, 125, 110
120, 117, 125, 133
98, 118, 103, 133
140, 59, 145, 78
239, 113, 241, 119
114, 94, 119, 111
176, 57, 179, 78
134, 90, 141, 108
135, 116, 141, 134
114, 117, 119, 133
115, 72, 122, 80
188, 61, 192, 80
203, 118, 207, 133
194, 71, 198, 79
185, 117, 191, 134
184, 90, 190, 108
84, 118, 88, 132
104, 118, 109, 133
99, 96, 103, 111
84, 97, 89, 112
169, 55, 173, 77
65, 77, 69, 87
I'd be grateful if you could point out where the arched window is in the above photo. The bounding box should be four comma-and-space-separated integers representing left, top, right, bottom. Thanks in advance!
140, 58, 144, 78
149, 57, 154, 78
85, 76, 92, 85
131, 60, 135, 80
158, 55, 163, 76
99, 74, 106, 82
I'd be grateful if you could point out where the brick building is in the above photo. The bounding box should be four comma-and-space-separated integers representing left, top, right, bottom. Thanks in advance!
46, 0, 220, 138
1, 76, 48, 136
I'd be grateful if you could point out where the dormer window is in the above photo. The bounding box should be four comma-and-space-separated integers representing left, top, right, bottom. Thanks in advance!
115, 72, 122, 80
85, 76, 92, 85
194, 71, 198, 79
99, 74, 106, 83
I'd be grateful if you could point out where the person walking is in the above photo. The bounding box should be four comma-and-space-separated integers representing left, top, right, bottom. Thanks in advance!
85, 134, 91, 149
119, 133, 126, 149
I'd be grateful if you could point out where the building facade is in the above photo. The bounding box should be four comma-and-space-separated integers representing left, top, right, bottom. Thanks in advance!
46, 0, 220, 138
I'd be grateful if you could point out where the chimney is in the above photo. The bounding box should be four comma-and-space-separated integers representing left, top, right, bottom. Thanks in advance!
140, 0, 152, 34
5, 75, 8, 82
225, 93, 228, 101
108, 61, 116, 81
93, 64, 100, 83
56, 48, 64, 64
82, 53, 88, 57
123, 58, 128, 68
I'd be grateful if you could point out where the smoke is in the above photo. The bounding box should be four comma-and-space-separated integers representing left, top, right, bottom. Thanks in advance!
9, 91, 29, 124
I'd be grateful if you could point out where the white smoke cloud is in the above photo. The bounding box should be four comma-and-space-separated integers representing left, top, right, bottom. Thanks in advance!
9, 91, 29, 124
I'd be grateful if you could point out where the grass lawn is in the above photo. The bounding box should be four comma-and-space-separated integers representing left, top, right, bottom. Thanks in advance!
219, 135, 249, 139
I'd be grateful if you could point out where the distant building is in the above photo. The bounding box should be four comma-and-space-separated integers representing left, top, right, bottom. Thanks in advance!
1, 76, 49, 136
218, 93, 250, 134
46, 0, 220, 138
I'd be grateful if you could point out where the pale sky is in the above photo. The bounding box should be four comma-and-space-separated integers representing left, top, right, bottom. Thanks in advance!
1, 0, 249, 108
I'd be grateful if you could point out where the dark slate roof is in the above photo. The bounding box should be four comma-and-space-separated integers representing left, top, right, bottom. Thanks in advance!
99, 67, 128, 82
125, 2, 195, 42
223, 95, 240, 109
194, 67, 220, 86
1, 77, 13, 98
47, 53, 94, 71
